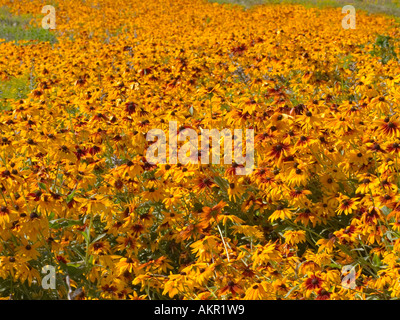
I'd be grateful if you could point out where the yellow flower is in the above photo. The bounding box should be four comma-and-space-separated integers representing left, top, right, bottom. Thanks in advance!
269, 206, 293, 223
115, 256, 138, 275
283, 230, 306, 246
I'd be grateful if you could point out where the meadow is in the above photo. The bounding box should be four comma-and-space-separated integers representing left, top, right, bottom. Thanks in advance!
0, 0, 400, 300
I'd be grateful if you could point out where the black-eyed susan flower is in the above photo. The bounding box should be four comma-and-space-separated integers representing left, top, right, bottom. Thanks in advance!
283, 230, 306, 246
336, 195, 358, 215
268, 205, 293, 223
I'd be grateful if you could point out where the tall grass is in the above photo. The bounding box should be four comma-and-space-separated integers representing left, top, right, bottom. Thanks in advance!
0, 6, 57, 44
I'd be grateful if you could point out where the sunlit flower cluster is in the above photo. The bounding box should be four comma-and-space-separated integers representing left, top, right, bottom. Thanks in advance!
0, 0, 400, 300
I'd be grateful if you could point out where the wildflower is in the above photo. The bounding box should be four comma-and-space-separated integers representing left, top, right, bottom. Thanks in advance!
336, 195, 358, 215
283, 230, 306, 246
269, 205, 293, 223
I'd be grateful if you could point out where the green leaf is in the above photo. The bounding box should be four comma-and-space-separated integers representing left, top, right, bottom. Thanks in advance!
385, 230, 398, 242
66, 189, 76, 203
38, 182, 47, 190
214, 176, 228, 190
91, 233, 107, 244
48, 211, 55, 220
80, 230, 90, 243
381, 206, 391, 216
372, 254, 382, 267
66, 264, 86, 277
49, 218, 82, 229
329, 263, 342, 269
67, 262, 84, 268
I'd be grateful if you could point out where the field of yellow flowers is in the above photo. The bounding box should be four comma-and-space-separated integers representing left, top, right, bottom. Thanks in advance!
1, 0, 400, 300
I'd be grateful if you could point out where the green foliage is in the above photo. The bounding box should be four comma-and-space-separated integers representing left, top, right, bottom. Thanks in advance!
0, 74, 33, 110
370, 34, 398, 64
0, 6, 57, 44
